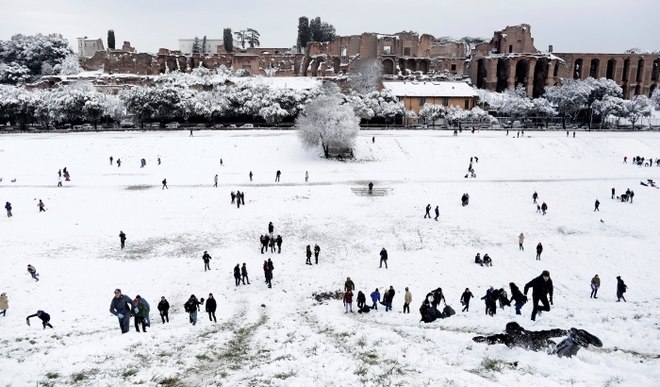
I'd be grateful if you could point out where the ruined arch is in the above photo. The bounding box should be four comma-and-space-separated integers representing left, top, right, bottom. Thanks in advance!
573, 58, 583, 79
635, 85, 641, 95
650, 83, 657, 97
606, 59, 617, 80
406, 58, 417, 72
476, 59, 488, 89
636, 58, 644, 82
333, 58, 341, 74
589, 58, 600, 78
652, 58, 659, 81
515, 59, 529, 89
496, 58, 510, 92
418, 60, 429, 74
622, 58, 630, 81
382, 58, 395, 75
532, 58, 549, 98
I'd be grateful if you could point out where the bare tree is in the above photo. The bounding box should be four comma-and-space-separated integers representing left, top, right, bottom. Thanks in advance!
348, 59, 383, 94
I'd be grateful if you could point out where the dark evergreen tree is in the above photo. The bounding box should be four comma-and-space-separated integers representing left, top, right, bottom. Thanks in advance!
223, 28, 233, 52
192, 36, 201, 54
201, 35, 207, 54
310, 17, 322, 42
246, 28, 260, 48
107, 30, 115, 50
234, 30, 246, 49
297, 17, 310, 52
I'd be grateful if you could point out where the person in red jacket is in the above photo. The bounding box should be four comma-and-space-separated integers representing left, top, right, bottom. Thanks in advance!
343, 290, 354, 313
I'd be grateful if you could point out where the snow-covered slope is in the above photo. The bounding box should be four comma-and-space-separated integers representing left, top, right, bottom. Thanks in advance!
0, 129, 659, 386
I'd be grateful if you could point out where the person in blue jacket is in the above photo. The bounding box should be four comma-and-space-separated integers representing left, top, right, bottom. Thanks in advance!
109, 288, 133, 333
370, 288, 381, 310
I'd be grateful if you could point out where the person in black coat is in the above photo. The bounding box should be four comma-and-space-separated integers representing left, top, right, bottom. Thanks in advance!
536, 242, 543, 260
524, 270, 553, 321
616, 276, 627, 302
234, 264, 241, 286
158, 296, 170, 323
276, 235, 283, 254
473, 322, 602, 358
205, 293, 217, 323
379, 248, 388, 269
305, 245, 312, 265
313, 244, 320, 264
481, 287, 497, 316
509, 283, 527, 315
26, 310, 53, 329
202, 251, 212, 271
119, 231, 126, 249
460, 288, 474, 312
356, 291, 366, 310
241, 263, 250, 285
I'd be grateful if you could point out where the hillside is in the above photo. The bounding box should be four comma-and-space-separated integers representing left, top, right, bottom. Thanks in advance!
0, 129, 659, 386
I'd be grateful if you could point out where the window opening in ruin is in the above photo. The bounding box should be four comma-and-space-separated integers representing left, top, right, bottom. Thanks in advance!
383, 45, 391, 55
650, 84, 657, 98
533, 58, 548, 98
606, 59, 616, 80
515, 60, 529, 89
553, 61, 559, 77
476, 59, 487, 89
419, 97, 426, 105
573, 59, 583, 79
589, 59, 599, 78
404, 47, 411, 56
635, 85, 641, 95
508, 45, 513, 53
451, 64, 457, 71
636, 59, 644, 82
652, 59, 659, 81
464, 100, 470, 109
622, 58, 630, 81
496, 58, 509, 92
341, 47, 347, 57
442, 97, 449, 106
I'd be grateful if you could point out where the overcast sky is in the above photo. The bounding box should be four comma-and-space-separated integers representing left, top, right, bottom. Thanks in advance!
1, 0, 658, 54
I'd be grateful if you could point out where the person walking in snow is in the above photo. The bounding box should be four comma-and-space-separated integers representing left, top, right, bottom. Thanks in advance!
461, 288, 474, 312
611, 188, 615, 199
158, 296, 170, 323
594, 199, 600, 211
214, 174, 218, 188
119, 231, 126, 249
202, 251, 212, 271
269, 236, 276, 253
260, 235, 269, 254
383, 286, 396, 312
532, 191, 538, 204
616, 276, 627, 302
184, 295, 203, 325
206, 293, 217, 323
110, 288, 133, 334
509, 283, 527, 315
276, 235, 283, 254
434, 206, 439, 221
424, 204, 431, 219
132, 298, 148, 332
5, 202, 12, 217
518, 233, 525, 250
379, 247, 388, 269
234, 264, 241, 286
541, 202, 548, 215
249, 171, 253, 181
268, 222, 274, 238
117, 158, 121, 167
161, 178, 168, 189
27, 264, 39, 281
536, 242, 543, 260
305, 170, 309, 182
109, 156, 113, 165
356, 291, 367, 311
305, 245, 312, 265
26, 310, 53, 329
275, 170, 281, 182
231, 191, 236, 204
241, 263, 250, 284
524, 270, 553, 321
314, 244, 320, 264
264, 259, 274, 288
0, 292, 8, 317
37, 199, 46, 212
403, 287, 412, 313
370, 288, 380, 310
590, 275, 600, 299
57, 175, 62, 187
343, 290, 354, 313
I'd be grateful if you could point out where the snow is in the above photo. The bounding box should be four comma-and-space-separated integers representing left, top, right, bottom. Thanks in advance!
230, 76, 322, 91
1, 129, 660, 386
383, 80, 477, 97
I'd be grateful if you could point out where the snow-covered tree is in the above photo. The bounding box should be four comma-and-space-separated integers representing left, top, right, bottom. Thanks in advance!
348, 58, 383, 94
259, 103, 289, 126
651, 88, 660, 110
56, 54, 83, 75
418, 103, 445, 127
0, 33, 71, 80
544, 80, 591, 129
297, 83, 359, 158
445, 105, 469, 127
620, 95, 654, 130
0, 62, 31, 84
591, 95, 624, 129
469, 106, 498, 126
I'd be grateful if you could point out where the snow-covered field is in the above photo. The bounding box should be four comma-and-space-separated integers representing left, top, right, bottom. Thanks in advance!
1, 129, 659, 386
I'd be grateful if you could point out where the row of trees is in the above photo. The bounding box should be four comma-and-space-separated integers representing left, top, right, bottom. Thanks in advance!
297, 16, 336, 51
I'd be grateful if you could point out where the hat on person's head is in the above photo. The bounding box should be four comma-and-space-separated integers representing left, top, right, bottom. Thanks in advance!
161, 296, 165, 299
115, 288, 121, 293
617, 276, 621, 279
405, 287, 409, 291
542, 270, 550, 276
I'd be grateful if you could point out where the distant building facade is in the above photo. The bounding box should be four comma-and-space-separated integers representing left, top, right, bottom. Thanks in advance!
383, 81, 476, 113
77, 37, 105, 58
179, 38, 224, 55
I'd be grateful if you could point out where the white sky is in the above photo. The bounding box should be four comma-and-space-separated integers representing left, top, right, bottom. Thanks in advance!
0, 0, 658, 54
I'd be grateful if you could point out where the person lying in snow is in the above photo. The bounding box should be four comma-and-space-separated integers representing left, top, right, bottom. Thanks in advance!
472, 322, 602, 358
